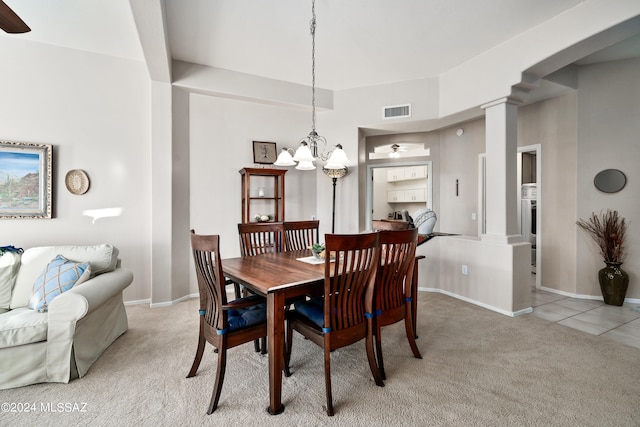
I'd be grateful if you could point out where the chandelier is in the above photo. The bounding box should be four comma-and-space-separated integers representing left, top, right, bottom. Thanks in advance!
274, 0, 351, 171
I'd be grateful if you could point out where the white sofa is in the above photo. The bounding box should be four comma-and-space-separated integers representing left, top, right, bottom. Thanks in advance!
0, 244, 133, 389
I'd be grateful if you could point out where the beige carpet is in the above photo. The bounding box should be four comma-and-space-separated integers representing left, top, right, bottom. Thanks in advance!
1, 293, 639, 426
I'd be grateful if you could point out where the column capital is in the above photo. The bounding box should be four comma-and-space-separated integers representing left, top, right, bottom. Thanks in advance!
480, 96, 524, 110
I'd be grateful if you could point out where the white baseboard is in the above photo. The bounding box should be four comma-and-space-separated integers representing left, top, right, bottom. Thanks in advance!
417, 287, 533, 317
537, 285, 640, 304
124, 298, 151, 306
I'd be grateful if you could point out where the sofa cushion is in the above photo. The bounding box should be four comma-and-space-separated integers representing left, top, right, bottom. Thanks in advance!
11, 244, 118, 309
28, 255, 91, 313
0, 307, 48, 348
0, 252, 21, 309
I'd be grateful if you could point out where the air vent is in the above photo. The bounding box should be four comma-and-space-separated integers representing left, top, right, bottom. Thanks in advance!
383, 104, 411, 119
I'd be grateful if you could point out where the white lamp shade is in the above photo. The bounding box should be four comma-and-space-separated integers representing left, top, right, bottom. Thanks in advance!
274, 149, 296, 166
295, 160, 316, 170
325, 146, 352, 169
293, 143, 315, 162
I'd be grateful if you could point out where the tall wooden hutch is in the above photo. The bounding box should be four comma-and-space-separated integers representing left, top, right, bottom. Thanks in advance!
239, 168, 287, 223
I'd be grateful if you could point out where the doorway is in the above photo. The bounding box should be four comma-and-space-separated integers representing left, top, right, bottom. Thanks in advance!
518, 144, 541, 286
366, 162, 433, 229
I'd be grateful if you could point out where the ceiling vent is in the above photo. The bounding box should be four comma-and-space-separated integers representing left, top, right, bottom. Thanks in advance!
383, 104, 411, 119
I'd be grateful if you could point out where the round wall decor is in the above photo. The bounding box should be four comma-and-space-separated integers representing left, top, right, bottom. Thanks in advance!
65, 169, 90, 195
593, 169, 626, 193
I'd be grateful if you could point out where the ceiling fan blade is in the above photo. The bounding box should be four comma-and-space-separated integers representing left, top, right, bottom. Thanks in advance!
0, 1, 31, 34
391, 144, 409, 151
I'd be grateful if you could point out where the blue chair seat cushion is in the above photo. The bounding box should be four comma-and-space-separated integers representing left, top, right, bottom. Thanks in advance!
227, 301, 266, 332
293, 297, 324, 328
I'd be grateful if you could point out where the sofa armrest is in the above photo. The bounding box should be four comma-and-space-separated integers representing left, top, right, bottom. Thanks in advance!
45, 268, 133, 383
48, 268, 133, 321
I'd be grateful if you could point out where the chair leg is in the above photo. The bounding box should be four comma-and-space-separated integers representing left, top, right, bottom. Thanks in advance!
404, 314, 422, 359
206, 346, 227, 414
373, 324, 386, 381
283, 319, 293, 377
187, 319, 206, 378
367, 318, 385, 386
254, 339, 260, 352
324, 348, 334, 416
260, 336, 267, 355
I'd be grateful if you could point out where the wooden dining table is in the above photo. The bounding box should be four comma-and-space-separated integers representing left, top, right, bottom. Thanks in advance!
222, 248, 424, 415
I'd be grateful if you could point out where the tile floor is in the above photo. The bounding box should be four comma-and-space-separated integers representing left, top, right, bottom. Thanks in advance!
530, 281, 640, 350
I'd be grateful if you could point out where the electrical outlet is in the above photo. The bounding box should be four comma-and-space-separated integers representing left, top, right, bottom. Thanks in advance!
471, 212, 477, 221
462, 264, 468, 275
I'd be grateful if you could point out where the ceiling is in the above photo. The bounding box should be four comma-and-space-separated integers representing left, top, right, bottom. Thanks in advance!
4, 0, 639, 92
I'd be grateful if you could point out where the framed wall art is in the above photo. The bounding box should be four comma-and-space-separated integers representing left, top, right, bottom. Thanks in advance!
0, 141, 52, 219
253, 141, 277, 165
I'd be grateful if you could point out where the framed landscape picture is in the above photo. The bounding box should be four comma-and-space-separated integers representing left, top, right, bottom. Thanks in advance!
0, 141, 52, 219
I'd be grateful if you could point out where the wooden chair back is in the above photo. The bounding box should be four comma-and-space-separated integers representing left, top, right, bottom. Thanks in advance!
375, 228, 419, 312
371, 219, 410, 231
238, 222, 284, 256
324, 232, 380, 334
190, 230, 227, 331
284, 220, 320, 251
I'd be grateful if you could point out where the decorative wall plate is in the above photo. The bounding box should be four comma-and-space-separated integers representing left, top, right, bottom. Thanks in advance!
65, 169, 90, 195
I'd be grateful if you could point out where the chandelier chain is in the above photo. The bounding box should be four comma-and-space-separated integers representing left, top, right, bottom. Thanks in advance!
310, 0, 317, 133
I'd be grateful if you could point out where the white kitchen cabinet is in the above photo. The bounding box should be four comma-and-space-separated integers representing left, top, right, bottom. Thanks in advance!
387, 188, 426, 203
387, 165, 426, 182
404, 166, 427, 180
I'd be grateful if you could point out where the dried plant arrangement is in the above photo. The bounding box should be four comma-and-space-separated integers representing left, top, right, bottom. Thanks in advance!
576, 209, 627, 263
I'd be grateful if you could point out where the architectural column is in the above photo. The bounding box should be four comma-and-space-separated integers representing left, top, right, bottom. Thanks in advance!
480, 97, 522, 244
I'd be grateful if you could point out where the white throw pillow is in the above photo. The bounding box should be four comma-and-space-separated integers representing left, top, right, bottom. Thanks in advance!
0, 252, 21, 309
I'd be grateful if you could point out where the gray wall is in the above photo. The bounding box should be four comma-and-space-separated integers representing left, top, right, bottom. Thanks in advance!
519, 91, 578, 294
576, 58, 639, 299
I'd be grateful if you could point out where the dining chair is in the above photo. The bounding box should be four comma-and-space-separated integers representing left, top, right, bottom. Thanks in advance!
237, 222, 284, 353
238, 222, 285, 255
186, 230, 268, 414
373, 228, 421, 380
284, 232, 383, 416
283, 220, 320, 251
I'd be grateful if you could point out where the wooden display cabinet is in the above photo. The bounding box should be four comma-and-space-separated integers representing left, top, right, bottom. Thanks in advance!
239, 168, 287, 223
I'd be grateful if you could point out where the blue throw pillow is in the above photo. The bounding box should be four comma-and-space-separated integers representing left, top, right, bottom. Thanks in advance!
28, 255, 91, 313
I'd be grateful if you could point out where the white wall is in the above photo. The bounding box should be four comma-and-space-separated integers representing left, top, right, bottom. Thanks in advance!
438, 120, 486, 236
0, 38, 151, 302
188, 94, 317, 257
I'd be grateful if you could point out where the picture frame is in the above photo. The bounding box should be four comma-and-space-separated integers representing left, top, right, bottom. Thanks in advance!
0, 141, 52, 219
253, 141, 277, 165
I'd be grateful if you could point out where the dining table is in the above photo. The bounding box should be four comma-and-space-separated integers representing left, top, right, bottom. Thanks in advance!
222, 248, 423, 415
